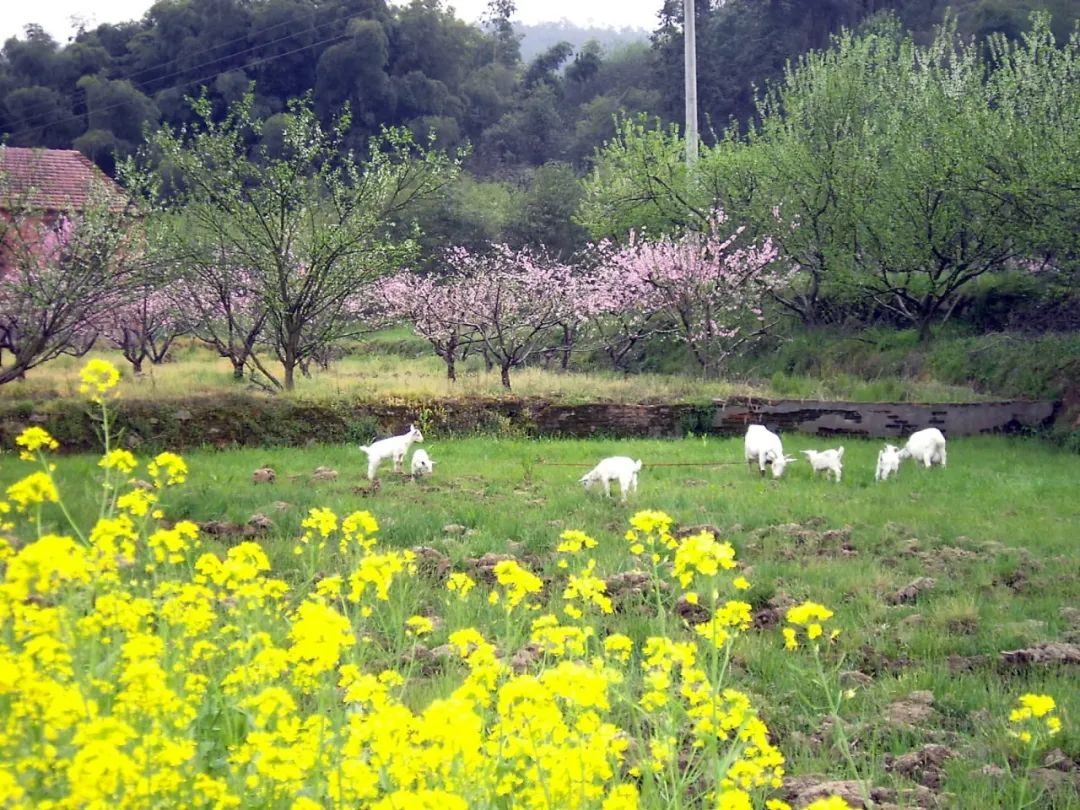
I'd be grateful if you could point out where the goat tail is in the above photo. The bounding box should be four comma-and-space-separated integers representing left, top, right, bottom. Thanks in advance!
837, 446, 845, 458
633, 459, 643, 472
358, 445, 371, 456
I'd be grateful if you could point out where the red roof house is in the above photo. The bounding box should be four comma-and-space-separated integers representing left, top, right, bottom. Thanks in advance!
0, 147, 128, 214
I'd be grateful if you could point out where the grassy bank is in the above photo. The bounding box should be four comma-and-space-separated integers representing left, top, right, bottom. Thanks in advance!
0, 328, 1007, 405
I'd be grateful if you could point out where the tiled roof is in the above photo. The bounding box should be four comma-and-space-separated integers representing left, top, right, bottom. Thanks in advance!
0, 147, 128, 212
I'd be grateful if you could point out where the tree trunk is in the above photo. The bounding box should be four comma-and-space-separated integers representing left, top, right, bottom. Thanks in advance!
917, 317, 934, 343
560, 325, 573, 371
500, 362, 512, 389
445, 335, 458, 382
231, 358, 245, 380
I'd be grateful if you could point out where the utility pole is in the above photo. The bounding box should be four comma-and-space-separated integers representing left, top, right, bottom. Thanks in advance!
683, 0, 699, 166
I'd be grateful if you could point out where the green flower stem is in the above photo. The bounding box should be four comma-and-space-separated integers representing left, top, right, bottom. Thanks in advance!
812, 644, 871, 807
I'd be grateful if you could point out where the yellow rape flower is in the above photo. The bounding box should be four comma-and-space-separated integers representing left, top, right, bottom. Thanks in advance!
15, 426, 59, 460
804, 798, 855, 810
1008, 692, 1062, 744
116, 487, 157, 517
672, 531, 737, 588
99, 449, 137, 474
492, 559, 543, 610
716, 789, 754, 810
79, 358, 121, 400
6, 471, 59, 510
406, 615, 435, 636
563, 559, 613, 616
447, 572, 476, 599
557, 529, 598, 553
602, 784, 640, 810
784, 601, 838, 649
147, 452, 188, 487
604, 634, 634, 663
340, 510, 379, 552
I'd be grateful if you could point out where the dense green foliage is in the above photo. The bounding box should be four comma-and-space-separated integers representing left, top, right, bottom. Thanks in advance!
584, 16, 1080, 339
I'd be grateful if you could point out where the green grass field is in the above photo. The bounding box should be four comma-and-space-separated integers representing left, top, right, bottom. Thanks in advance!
5, 433, 1078, 806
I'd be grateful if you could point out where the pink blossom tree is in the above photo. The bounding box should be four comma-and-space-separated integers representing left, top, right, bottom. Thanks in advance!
456, 245, 594, 389
158, 229, 272, 381
101, 281, 188, 373
0, 182, 141, 385
578, 240, 674, 373
596, 220, 791, 375
374, 272, 479, 382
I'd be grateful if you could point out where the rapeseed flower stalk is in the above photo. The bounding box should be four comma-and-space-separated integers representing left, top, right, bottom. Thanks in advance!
15, 426, 59, 461
491, 559, 543, 612
446, 571, 476, 600
1008, 692, 1063, 809
563, 559, 613, 618
625, 509, 678, 631
672, 530, 736, 589
782, 601, 869, 807
147, 451, 188, 487
78, 357, 121, 401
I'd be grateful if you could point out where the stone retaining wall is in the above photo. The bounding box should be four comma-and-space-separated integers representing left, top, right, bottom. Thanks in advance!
713, 396, 1059, 438
0, 395, 1059, 452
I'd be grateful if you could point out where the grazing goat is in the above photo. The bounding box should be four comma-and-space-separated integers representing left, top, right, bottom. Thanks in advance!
875, 444, 901, 481
410, 448, 435, 477
580, 456, 642, 503
359, 424, 424, 480
744, 425, 797, 479
802, 447, 844, 482
898, 428, 947, 469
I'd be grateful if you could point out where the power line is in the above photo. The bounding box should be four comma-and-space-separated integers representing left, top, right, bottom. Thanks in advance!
3, 28, 354, 145
3, 6, 358, 128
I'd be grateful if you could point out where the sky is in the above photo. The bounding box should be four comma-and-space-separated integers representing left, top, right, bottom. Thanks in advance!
1, 0, 657, 45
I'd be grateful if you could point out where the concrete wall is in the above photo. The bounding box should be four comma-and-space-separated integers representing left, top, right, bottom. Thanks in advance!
713, 396, 1059, 438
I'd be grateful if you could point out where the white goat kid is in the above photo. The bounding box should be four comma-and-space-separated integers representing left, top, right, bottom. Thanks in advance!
875, 444, 901, 481
580, 456, 642, 503
359, 424, 424, 480
802, 446, 844, 482
744, 424, 797, 479
898, 427, 947, 469
410, 448, 435, 478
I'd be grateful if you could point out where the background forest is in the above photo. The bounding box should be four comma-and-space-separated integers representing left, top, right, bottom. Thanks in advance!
2, 0, 1077, 257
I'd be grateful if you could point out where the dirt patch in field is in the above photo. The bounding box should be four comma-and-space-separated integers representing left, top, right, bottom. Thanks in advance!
947, 654, 990, 674
886, 577, 935, 605
755, 521, 856, 558
885, 744, 956, 790
885, 690, 937, 730
854, 646, 912, 677
1000, 641, 1080, 668
781, 776, 938, 809
411, 546, 452, 581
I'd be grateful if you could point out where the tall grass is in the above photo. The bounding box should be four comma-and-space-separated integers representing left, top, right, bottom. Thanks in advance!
1, 336, 999, 404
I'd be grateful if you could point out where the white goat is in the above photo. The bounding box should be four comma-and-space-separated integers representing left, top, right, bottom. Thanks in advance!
802, 446, 844, 482
580, 456, 642, 503
359, 424, 424, 480
875, 444, 901, 481
744, 425, 797, 479
898, 428, 947, 469
410, 448, 435, 477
